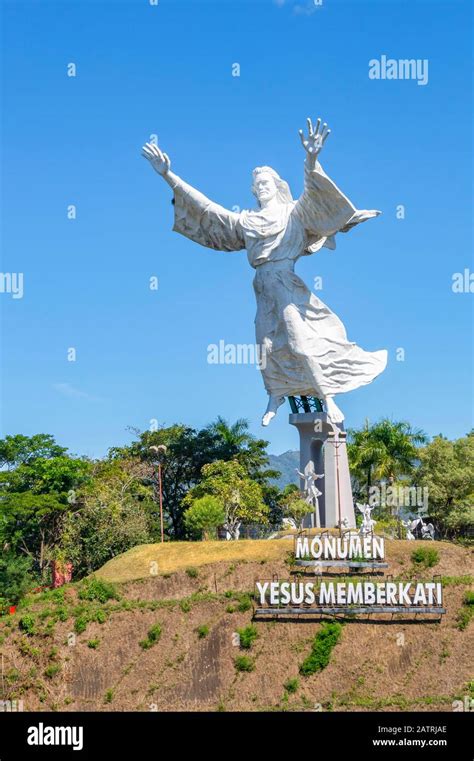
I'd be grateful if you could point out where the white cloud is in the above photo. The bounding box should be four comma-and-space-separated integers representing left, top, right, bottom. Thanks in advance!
53, 383, 103, 402
294, 2, 319, 16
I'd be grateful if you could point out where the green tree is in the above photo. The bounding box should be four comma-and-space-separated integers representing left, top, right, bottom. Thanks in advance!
2, 456, 91, 495
183, 460, 268, 539
0, 552, 34, 604
0, 433, 67, 470
279, 490, 309, 530
260, 482, 285, 526
109, 420, 278, 539
109, 425, 219, 538
60, 459, 153, 574
0, 492, 70, 572
0, 435, 92, 576
205, 417, 253, 454
184, 495, 225, 540
348, 418, 427, 502
415, 432, 474, 537
203, 417, 280, 485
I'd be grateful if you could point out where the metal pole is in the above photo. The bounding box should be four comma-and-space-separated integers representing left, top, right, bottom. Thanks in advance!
158, 462, 164, 543
334, 436, 342, 532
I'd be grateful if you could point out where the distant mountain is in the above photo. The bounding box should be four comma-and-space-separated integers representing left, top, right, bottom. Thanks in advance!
267, 450, 300, 491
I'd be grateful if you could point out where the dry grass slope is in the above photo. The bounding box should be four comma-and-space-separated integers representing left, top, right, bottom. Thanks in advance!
0, 540, 472, 713
95, 538, 294, 582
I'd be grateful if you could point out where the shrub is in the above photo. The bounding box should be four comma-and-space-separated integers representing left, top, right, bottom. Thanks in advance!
78, 577, 120, 603
184, 496, 225, 540
185, 567, 199, 579
234, 655, 255, 672
95, 609, 106, 624
140, 623, 162, 649
148, 624, 162, 642
104, 689, 114, 703
46, 588, 65, 603
284, 677, 299, 694
299, 623, 342, 676
74, 616, 88, 634
44, 663, 61, 679
237, 625, 258, 650
457, 608, 472, 631
0, 552, 33, 605
457, 593, 474, 630
285, 552, 297, 568
234, 593, 252, 613
411, 547, 439, 568
197, 625, 209, 639
19, 614, 36, 636
87, 639, 100, 649
5, 668, 20, 683
282, 494, 312, 531
18, 639, 40, 658
44, 619, 56, 636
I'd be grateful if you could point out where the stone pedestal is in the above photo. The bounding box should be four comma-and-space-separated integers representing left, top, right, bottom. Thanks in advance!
289, 412, 356, 529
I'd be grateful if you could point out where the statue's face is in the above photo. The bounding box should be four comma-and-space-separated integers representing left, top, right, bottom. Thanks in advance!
253, 172, 278, 205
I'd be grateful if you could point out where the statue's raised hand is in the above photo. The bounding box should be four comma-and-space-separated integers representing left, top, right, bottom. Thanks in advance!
299, 117, 331, 167
142, 141, 171, 176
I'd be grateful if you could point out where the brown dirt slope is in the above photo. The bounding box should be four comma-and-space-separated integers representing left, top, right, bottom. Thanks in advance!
0, 540, 472, 713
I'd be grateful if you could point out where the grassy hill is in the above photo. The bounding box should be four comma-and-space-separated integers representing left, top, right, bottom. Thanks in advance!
0, 539, 472, 713
95, 538, 294, 583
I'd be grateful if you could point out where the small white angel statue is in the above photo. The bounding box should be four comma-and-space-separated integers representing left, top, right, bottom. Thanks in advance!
296, 466, 324, 527
296, 467, 324, 506
356, 503, 377, 536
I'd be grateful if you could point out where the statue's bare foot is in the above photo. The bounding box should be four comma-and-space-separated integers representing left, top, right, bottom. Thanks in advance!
261, 395, 285, 426
325, 396, 345, 423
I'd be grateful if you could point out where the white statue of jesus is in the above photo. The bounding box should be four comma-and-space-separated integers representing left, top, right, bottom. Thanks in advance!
142, 117, 387, 426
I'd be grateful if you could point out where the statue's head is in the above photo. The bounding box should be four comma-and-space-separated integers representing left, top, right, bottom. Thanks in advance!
252, 166, 293, 208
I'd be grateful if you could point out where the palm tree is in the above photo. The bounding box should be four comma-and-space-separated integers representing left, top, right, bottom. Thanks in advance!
205, 416, 253, 457
347, 419, 384, 502
348, 418, 427, 502
204, 417, 280, 485
371, 420, 427, 481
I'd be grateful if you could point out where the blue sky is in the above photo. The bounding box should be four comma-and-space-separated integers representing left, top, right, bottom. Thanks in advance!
1, 0, 472, 459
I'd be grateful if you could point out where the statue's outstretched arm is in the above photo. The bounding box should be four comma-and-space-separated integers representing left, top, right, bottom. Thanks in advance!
298, 117, 331, 171
294, 117, 358, 238
294, 119, 380, 239
142, 141, 188, 191
142, 141, 171, 175
142, 141, 245, 253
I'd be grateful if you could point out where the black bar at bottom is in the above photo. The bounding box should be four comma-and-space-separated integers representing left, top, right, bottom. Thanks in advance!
0, 711, 471, 759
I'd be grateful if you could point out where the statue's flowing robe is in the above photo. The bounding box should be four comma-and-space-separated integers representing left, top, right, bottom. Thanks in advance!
170, 162, 387, 399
